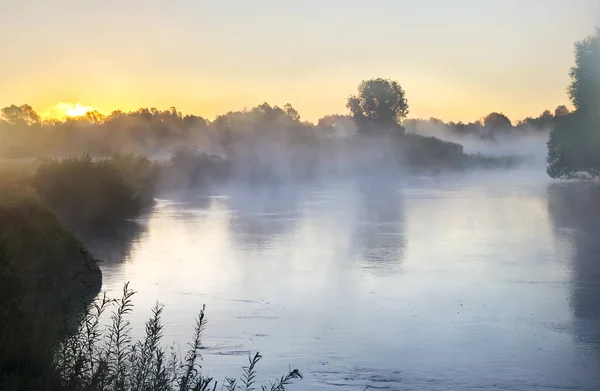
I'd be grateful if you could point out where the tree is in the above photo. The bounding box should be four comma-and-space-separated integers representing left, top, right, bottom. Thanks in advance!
1, 104, 41, 126
568, 27, 600, 112
347, 78, 409, 135
283, 103, 300, 122
183, 114, 208, 129
84, 110, 106, 123
547, 111, 600, 179
483, 112, 512, 130
317, 114, 357, 138
516, 109, 555, 131
547, 28, 600, 179
554, 105, 570, 117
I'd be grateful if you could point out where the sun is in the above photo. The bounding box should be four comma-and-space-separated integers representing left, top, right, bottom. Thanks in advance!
64, 103, 93, 117
42, 102, 98, 120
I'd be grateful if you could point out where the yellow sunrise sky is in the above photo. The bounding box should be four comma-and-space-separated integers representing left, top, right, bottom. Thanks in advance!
1, 0, 599, 123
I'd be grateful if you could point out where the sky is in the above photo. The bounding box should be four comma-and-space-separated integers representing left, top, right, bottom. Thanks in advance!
1, 0, 599, 123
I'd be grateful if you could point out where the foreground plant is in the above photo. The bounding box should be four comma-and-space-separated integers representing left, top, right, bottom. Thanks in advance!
53, 283, 302, 391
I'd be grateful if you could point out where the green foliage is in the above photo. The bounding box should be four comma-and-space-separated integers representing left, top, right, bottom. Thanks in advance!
32, 155, 156, 229
483, 112, 512, 133
347, 78, 409, 134
0, 275, 302, 391
569, 27, 600, 112
399, 133, 466, 170
517, 108, 566, 131
547, 28, 600, 179
547, 111, 600, 179
403, 133, 463, 159
0, 78, 539, 176
161, 148, 229, 189
49, 284, 302, 391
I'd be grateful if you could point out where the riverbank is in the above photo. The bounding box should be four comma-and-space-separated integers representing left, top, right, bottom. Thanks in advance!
0, 157, 306, 390
0, 158, 138, 389
0, 186, 102, 389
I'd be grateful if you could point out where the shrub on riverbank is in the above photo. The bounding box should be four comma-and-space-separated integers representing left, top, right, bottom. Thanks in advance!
159, 148, 229, 190
32, 155, 157, 230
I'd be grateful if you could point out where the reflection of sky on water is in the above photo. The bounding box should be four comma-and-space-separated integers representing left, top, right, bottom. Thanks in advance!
98, 176, 600, 390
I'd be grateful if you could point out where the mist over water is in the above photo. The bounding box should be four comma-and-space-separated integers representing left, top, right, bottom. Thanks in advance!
406, 122, 551, 169
2, 7, 599, 390
89, 137, 600, 389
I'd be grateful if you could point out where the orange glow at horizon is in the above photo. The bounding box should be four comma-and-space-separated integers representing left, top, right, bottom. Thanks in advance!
41, 102, 102, 120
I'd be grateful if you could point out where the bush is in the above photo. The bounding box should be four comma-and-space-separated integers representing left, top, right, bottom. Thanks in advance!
401, 133, 465, 168
50, 283, 302, 391
159, 148, 229, 190
33, 155, 156, 230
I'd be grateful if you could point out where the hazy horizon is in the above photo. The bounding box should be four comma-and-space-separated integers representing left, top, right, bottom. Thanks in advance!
2, 0, 599, 123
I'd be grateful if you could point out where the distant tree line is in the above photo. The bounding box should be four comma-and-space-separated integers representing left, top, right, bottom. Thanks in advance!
1, 76, 532, 179
0, 98, 566, 158
405, 105, 571, 141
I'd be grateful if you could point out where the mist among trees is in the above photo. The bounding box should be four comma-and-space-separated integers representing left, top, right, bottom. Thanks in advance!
1, 76, 555, 185
2, 13, 600, 391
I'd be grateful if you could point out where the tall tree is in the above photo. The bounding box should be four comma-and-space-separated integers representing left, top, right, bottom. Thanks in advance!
0, 104, 41, 127
547, 28, 600, 179
483, 112, 512, 130
568, 27, 600, 112
347, 78, 409, 135
283, 103, 300, 122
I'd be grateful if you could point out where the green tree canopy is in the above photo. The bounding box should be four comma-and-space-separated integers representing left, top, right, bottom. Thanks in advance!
554, 105, 570, 117
347, 78, 409, 135
483, 112, 512, 130
547, 28, 600, 179
569, 27, 600, 112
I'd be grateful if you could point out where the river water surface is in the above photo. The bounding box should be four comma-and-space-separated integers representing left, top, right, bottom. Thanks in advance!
94, 169, 600, 390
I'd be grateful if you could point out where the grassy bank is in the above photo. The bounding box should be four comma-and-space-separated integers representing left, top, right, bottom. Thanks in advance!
0, 187, 102, 390
0, 155, 151, 389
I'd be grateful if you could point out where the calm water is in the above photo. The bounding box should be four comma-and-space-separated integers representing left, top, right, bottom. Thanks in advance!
92, 169, 600, 390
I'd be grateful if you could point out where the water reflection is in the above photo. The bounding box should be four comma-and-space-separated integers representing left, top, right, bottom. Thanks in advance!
78, 219, 148, 264
160, 192, 217, 236
226, 184, 302, 250
95, 177, 600, 390
351, 179, 406, 272
547, 183, 600, 355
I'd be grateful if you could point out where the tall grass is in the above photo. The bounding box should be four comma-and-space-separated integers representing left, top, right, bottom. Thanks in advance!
52, 283, 302, 391
32, 155, 157, 230
0, 274, 302, 390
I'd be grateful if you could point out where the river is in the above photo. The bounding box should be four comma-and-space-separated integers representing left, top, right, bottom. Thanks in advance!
91, 168, 600, 390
